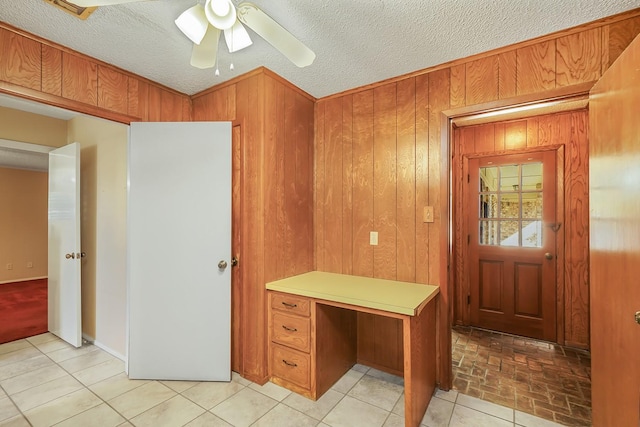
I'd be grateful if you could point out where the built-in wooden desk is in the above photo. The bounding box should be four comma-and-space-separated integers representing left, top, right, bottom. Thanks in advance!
266, 271, 440, 427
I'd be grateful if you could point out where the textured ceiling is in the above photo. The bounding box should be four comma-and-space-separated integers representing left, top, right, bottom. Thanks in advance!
0, 0, 639, 99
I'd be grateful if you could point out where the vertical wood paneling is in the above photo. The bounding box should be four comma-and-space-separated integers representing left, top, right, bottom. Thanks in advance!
192, 85, 236, 121
565, 111, 589, 347
41, 44, 62, 96
62, 53, 97, 105
465, 56, 499, 105
0, 29, 41, 91
526, 117, 540, 147
284, 88, 299, 278
97, 65, 128, 115
606, 15, 640, 67
428, 69, 449, 285
474, 125, 495, 153
236, 73, 266, 381
300, 93, 315, 274
374, 316, 403, 372
263, 76, 279, 283
315, 102, 326, 271
458, 126, 475, 155
449, 64, 466, 108
181, 97, 191, 121
342, 96, 354, 275
373, 84, 397, 280
517, 41, 556, 95
134, 78, 149, 121
356, 312, 376, 366
160, 89, 183, 121
324, 97, 344, 273
127, 77, 140, 119
352, 90, 374, 278
498, 51, 517, 99
494, 123, 506, 151
274, 82, 286, 280
396, 78, 416, 283
454, 127, 474, 324
504, 120, 527, 150
231, 124, 242, 373
538, 112, 565, 147
556, 28, 601, 86
415, 74, 429, 285
147, 84, 161, 121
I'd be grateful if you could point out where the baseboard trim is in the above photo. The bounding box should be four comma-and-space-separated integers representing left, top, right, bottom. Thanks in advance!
82, 333, 126, 361
0, 276, 47, 285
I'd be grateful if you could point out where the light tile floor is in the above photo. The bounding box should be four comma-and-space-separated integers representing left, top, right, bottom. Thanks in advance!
0, 333, 566, 427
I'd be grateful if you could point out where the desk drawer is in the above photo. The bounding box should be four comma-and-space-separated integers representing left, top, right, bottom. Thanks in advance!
271, 293, 310, 317
271, 344, 310, 390
272, 312, 310, 352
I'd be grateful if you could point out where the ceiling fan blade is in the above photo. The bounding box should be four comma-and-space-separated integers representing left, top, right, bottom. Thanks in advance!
175, 4, 209, 45
70, 0, 146, 6
237, 2, 315, 68
190, 26, 221, 69
223, 20, 252, 53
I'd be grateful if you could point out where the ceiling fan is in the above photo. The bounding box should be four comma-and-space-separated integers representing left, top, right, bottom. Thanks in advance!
69, 0, 316, 69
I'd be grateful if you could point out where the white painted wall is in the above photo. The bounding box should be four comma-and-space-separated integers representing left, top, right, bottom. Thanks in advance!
67, 116, 128, 358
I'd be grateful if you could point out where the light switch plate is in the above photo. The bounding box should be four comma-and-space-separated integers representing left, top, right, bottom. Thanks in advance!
370, 231, 378, 245
423, 206, 434, 223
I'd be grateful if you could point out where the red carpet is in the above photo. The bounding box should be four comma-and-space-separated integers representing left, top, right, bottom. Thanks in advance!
0, 279, 48, 344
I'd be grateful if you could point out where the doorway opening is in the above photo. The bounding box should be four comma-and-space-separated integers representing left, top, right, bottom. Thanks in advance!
443, 97, 592, 425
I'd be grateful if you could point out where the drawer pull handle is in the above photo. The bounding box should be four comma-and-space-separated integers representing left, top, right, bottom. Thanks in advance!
281, 302, 298, 308
282, 325, 298, 332
282, 359, 298, 367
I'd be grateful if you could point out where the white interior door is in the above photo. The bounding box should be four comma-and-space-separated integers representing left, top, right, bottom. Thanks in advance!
48, 142, 82, 348
128, 122, 232, 381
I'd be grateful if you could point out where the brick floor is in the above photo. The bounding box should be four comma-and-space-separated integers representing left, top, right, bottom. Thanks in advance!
452, 325, 592, 426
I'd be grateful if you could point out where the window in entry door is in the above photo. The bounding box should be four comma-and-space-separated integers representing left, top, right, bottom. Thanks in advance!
478, 162, 543, 248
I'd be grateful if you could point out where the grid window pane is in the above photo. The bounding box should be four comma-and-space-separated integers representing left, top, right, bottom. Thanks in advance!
522, 192, 543, 219
522, 163, 543, 190
480, 167, 498, 191
500, 193, 519, 219
478, 160, 545, 248
522, 220, 543, 247
500, 221, 519, 246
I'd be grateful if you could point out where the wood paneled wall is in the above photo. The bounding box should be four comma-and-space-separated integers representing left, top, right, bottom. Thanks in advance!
192, 69, 315, 384
1, 7, 639, 387
0, 23, 190, 124
453, 111, 590, 348
315, 11, 640, 374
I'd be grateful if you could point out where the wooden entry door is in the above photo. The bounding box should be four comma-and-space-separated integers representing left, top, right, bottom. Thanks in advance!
467, 150, 557, 341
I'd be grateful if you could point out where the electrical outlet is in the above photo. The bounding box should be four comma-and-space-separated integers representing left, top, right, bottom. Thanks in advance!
370, 231, 378, 246
27, 262, 33, 268
6, 263, 12, 270
423, 206, 434, 223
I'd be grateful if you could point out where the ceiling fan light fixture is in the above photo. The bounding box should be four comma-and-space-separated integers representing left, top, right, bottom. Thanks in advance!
224, 20, 252, 53
175, 4, 208, 45
204, 0, 237, 30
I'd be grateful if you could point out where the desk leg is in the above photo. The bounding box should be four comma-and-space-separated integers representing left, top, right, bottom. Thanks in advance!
403, 299, 437, 427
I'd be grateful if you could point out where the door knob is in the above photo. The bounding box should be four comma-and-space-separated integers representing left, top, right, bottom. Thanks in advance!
218, 260, 228, 270
544, 252, 553, 260
231, 256, 239, 267
635, 311, 640, 325
65, 253, 76, 259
